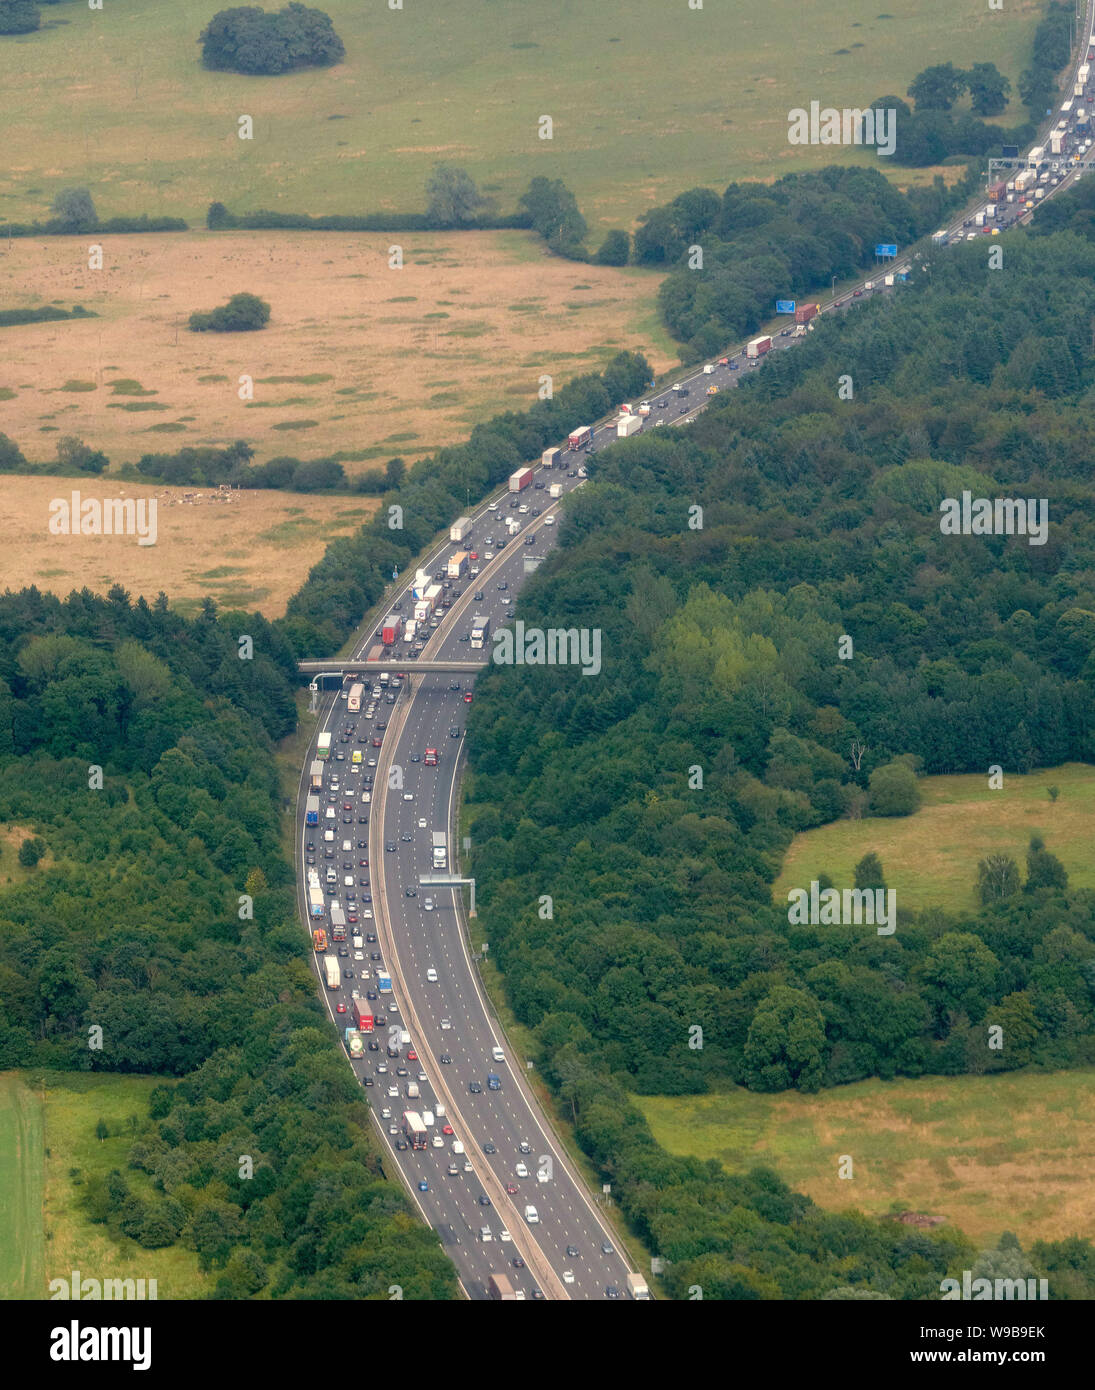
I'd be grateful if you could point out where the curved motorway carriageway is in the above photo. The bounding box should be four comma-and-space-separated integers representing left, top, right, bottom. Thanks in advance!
296, 7, 1095, 1294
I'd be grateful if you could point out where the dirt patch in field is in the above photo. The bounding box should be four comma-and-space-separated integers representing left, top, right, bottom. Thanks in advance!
0, 473, 372, 618
0, 230, 670, 470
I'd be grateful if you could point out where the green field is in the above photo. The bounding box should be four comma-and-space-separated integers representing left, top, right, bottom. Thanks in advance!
638, 1068, 1095, 1246
773, 764, 1095, 912
0, 1071, 209, 1301
0, 1074, 45, 1298
0, 0, 1042, 234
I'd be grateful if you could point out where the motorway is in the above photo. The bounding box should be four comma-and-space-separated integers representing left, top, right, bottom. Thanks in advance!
294, 4, 1095, 1301
299, 464, 640, 1301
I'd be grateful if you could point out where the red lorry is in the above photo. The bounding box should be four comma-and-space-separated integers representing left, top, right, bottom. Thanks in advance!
508, 466, 534, 493
352, 998, 374, 1033
381, 615, 403, 645
794, 303, 820, 325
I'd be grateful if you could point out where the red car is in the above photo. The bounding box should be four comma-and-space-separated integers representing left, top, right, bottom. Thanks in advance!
407, 1049, 417, 1062
336, 1003, 347, 1014
463, 692, 472, 703
372, 737, 382, 747
469, 551, 478, 561
506, 1183, 519, 1195
442, 1123, 454, 1135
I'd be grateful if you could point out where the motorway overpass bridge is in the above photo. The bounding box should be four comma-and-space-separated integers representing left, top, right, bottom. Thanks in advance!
299, 659, 487, 678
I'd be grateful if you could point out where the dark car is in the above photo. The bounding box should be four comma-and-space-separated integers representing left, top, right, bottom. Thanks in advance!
483, 1141, 496, 1155
605, 1285, 621, 1299
386, 843, 396, 852
478, 1194, 491, 1207
366, 990, 378, 1000
368, 1039, 379, 1051
469, 1081, 482, 1094
524, 536, 535, 545
449, 681, 461, 691
337, 946, 349, 957
366, 933, 377, 943
474, 591, 484, 601
440, 1053, 451, 1064
497, 582, 508, 591
513, 1256, 526, 1269
410, 754, 421, 763
566, 1245, 579, 1257
405, 886, 417, 897
363, 1076, 374, 1087
343, 968, 354, 979
449, 727, 461, 738
370, 951, 382, 961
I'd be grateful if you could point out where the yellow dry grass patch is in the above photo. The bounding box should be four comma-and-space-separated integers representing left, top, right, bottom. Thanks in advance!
0, 230, 671, 468
640, 1069, 1095, 1246
0, 473, 372, 618
773, 765, 1095, 911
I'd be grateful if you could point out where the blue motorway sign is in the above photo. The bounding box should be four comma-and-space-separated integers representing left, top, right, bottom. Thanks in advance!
875, 244, 898, 258
775, 299, 795, 314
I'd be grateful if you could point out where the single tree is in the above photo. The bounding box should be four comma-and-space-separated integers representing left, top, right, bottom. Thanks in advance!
977, 853, 1020, 904
868, 761, 921, 816
0, 0, 40, 36
595, 229, 630, 266
907, 63, 966, 112
425, 165, 486, 228
18, 836, 45, 867
50, 187, 97, 232
966, 62, 1011, 117
854, 852, 886, 891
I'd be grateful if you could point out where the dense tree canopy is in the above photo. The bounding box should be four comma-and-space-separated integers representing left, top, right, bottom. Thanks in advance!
199, 4, 344, 75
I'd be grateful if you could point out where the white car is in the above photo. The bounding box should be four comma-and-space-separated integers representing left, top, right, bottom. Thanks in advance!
518, 504, 528, 514
354, 951, 364, 961
432, 1134, 444, 1148
544, 515, 555, 524
424, 898, 435, 912
418, 818, 427, 828
403, 792, 413, 802
500, 1229, 512, 1242
515, 1162, 529, 1179
562, 1270, 575, 1285
387, 1085, 399, 1098
362, 908, 373, 919
426, 967, 438, 982
441, 1018, 452, 1030
484, 551, 494, 560
381, 1107, 392, 1119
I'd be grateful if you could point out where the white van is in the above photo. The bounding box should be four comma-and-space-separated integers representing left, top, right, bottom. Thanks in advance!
452, 1141, 465, 1155
324, 829, 335, 842
702, 363, 714, 374
325, 807, 336, 820
524, 1205, 539, 1225
421, 1110, 434, 1126
480, 1226, 492, 1243
342, 840, 352, 853
491, 1045, 505, 1063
